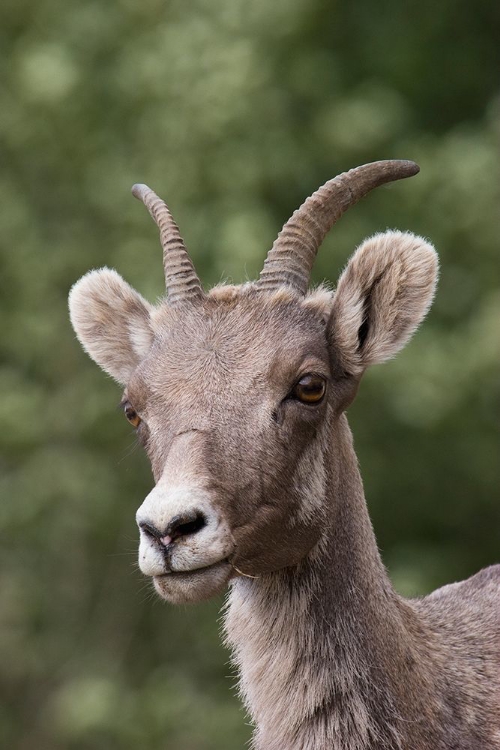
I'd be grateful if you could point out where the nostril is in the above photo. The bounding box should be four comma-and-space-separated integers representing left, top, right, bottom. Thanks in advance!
167, 512, 206, 542
139, 522, 162, 541
139, 513, 207, 547
139, 512, 207, 547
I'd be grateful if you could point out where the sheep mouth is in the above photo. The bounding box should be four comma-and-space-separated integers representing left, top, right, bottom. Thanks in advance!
155, 558, 231, 580
152, 559, 233, 603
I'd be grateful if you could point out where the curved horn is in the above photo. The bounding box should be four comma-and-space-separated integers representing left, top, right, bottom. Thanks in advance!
132, 184, 204, 304
257, 160, 420, 296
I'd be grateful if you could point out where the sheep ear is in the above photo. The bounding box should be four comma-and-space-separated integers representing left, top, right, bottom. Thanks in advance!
69, 268, 154, 385
328, 231, 438, 377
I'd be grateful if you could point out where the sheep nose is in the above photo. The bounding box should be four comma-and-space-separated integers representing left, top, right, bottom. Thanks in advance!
139, 511, 207, 546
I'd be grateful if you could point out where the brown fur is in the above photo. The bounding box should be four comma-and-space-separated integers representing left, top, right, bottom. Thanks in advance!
69, 228, 500, 750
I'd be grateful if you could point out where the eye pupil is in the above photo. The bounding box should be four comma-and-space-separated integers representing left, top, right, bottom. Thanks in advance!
292, 374, 326, 404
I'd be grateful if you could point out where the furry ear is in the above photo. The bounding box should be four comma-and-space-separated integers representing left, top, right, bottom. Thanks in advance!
329, 231, 438, 377
69, 268, 154, 384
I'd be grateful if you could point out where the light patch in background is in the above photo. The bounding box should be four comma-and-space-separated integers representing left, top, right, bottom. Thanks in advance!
16, 42, 79, 103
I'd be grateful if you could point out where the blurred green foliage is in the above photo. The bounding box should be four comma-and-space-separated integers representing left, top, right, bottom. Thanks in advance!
0, 0, 499, 747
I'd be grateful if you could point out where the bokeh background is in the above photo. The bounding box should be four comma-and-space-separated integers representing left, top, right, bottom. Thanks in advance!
1, 0, 499, 748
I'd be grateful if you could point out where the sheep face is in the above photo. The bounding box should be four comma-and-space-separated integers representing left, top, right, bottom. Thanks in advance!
126, 287, 334, 602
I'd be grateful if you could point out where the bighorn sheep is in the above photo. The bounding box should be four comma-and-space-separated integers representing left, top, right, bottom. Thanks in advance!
69, 160, 500, 750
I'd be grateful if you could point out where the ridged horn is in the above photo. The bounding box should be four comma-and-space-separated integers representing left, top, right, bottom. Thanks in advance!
257, 160, 420, 296
132, 184, 204, 304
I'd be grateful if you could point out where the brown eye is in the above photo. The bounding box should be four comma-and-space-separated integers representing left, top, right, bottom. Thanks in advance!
124, 405, 141, 428
292, 374, 326, 404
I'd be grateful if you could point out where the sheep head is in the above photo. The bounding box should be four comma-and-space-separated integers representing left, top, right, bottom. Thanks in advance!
69, 161, 438, 603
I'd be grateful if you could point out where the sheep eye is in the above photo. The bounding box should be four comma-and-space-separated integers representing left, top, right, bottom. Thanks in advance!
124, 404, 141, 428
292, 374, 326, 404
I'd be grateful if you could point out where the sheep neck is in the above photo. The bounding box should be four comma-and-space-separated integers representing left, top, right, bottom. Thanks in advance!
224, 414, 441, 750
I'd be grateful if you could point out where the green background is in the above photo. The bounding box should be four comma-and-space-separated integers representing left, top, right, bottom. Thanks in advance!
1, 0, 499, 747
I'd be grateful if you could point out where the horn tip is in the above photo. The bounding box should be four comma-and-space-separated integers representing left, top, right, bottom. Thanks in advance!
131, 183, 150, 201
396, 160, 420, 177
